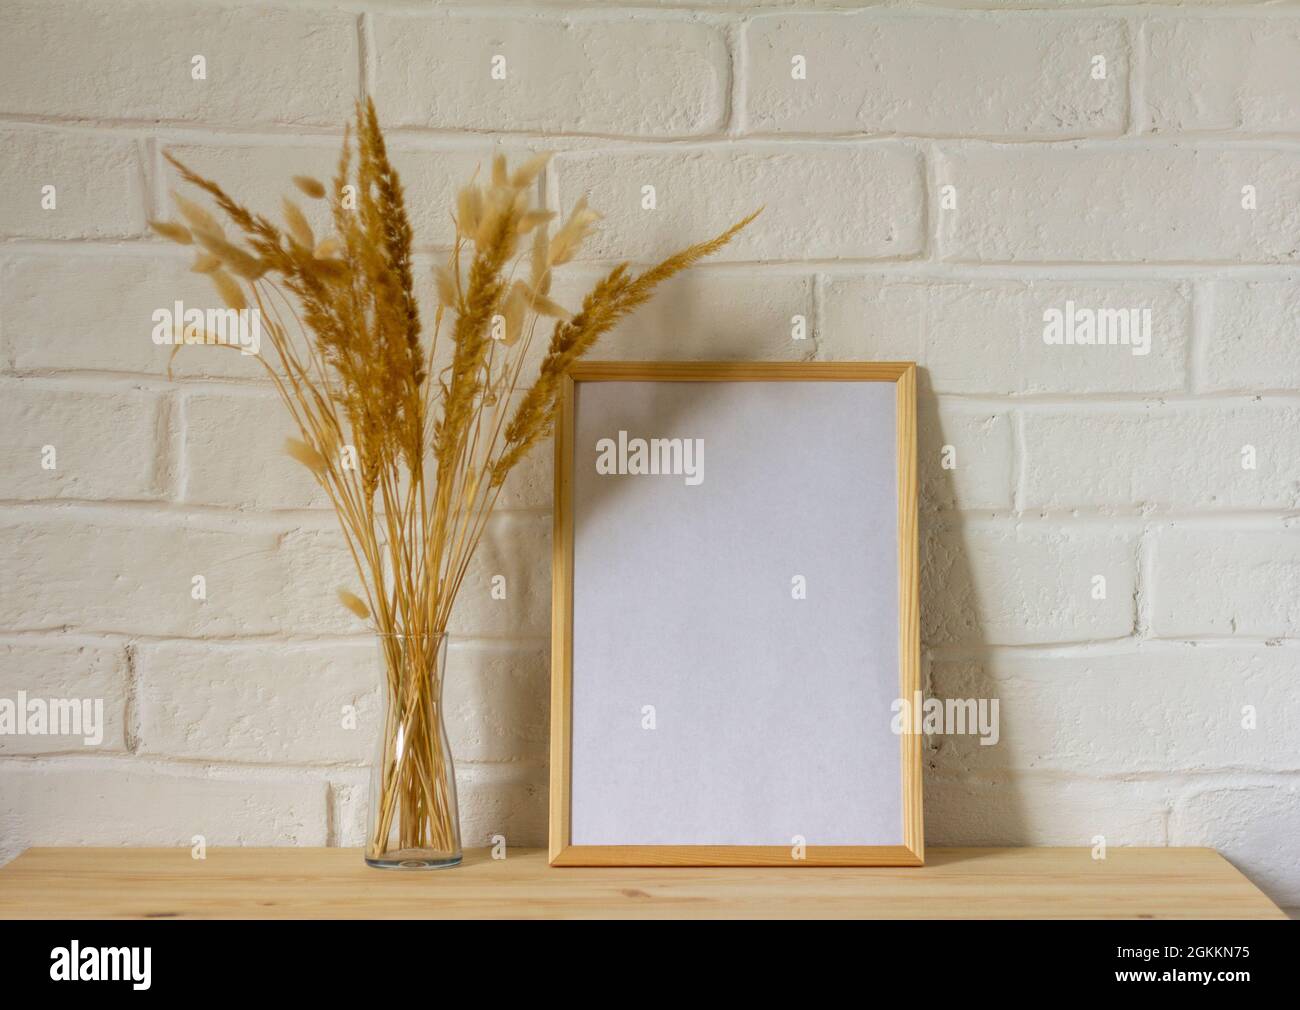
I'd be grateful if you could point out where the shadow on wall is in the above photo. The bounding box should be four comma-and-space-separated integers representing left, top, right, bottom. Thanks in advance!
914, 371, 1026, 852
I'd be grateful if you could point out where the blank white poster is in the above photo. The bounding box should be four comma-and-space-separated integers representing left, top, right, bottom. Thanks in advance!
569, 379, 902, 845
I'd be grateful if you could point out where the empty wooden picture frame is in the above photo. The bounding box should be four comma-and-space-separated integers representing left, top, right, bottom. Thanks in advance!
550, 361, 921, 866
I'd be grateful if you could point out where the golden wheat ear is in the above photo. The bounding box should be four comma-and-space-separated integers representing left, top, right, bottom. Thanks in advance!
284, 437, 328, 476
293, 175, 326, 199
337, 589, 371, 621
487, 207, 761, 486
630, 207, 762, 289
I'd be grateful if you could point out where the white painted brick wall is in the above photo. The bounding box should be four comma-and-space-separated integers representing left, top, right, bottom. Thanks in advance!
1, 0, 1297, 914
370, 12, 730, 137
1, 379, 174, 501
1143, 17, 1300, 135
919, 405, 1015, 512
930, 645, 1299, 774
180, 389, 328, 510
820, 278, 1191, 394
554, 146, 926, 262
741, 13, 1129, 138
134, 638, 547, 765
0, 127, 147, 240
1150, 525, 1300, 639
937, 144, 1300, 264
2, 250, 270, 379
922, 521, 1138, 646
0, 640, 129, 754
1021, 402, 1300, 511
0, 761, 330, 864
0, 0, 359, 127
1203, 279, 1300, 392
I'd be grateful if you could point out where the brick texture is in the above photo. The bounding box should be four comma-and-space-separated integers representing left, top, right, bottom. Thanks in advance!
370, 13, 728, 137
0, 0, 358, 127
936, 145, 1300, 263
0, 0, 1296, 912
743, 14, 1128, 138
1144, 18, 1300, 135
0, 128, 146, 239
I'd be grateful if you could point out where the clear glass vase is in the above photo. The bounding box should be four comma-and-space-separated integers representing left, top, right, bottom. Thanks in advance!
365, 633, 462, 869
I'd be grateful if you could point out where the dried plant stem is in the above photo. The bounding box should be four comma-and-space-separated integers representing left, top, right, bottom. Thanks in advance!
154, 100, 756, 862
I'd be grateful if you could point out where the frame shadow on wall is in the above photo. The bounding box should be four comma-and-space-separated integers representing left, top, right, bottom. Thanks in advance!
915, 371, 1026, 853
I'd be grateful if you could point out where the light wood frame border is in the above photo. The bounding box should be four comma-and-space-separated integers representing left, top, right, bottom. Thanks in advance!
549, 361, 922, 867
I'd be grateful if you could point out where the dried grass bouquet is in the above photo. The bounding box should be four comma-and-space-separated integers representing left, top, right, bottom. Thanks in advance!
152, 100, 755, 866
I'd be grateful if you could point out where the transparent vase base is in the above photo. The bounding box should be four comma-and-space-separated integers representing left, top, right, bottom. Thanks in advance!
365, 633, 463, 872
365, 848, 463, 870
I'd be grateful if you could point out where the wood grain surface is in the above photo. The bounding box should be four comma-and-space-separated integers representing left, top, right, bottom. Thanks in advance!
0, 846, 1283, 919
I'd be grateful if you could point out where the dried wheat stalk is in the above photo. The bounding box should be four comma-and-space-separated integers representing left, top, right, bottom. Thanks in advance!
152, 99, 756, 859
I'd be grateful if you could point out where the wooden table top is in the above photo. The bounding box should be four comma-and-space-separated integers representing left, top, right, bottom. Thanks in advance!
0, 846, 1284, 919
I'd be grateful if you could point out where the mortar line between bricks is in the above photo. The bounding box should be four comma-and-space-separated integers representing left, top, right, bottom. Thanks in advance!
324, 781, 338, 847
974, 633, 1300, 647
931, 392, 1300, 405
0, 630, 551, 648
0, 114, 353, 138
14, 110, 1300, 147
7, 239, 1300, 280
0, 630, 562, 646
1189, 279, 1210, 394
90, 1, 1300, 16
461, 131, 1300, 148
171, 389, 189, 504
0, 752, 550, 777
1128, 14, 1148, 137
10, 242, 1300, 279
27, 122, 1300, 149
2, 500, 1297, 525
133, 135, 154, 227
920, 140, 936, 262
0, 753, 353, 779
928, 633, 1148, 651
0, 499, 552, 523
7, 371, 1300, 401
17, 629, 1291, 652
341, 4, 744, 26
812, 262, 1300, 280
1134, 526, 1152, 638
1010, 410, 1025, 512
811, 270, 826, 357
935, 256, 1300, 270
928, 637, 1300, 660
723, 14, 742, 137
926, 770, 1300, 786
122, 643, 140, 755
1006, 392, 1300, 407
0, 370, 280, 390
927, 510, 1300, 525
